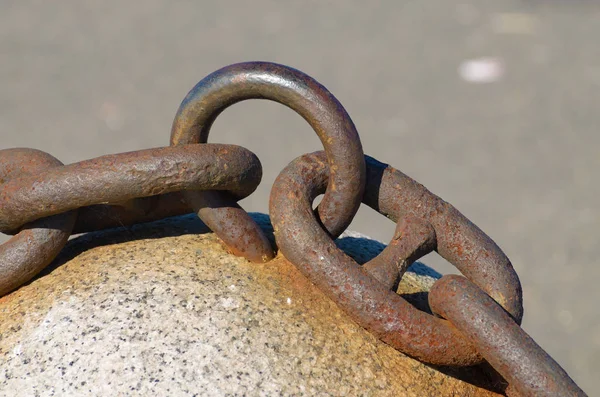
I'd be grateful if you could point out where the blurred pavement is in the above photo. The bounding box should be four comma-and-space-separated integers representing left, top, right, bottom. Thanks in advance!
1, 1, 598, 393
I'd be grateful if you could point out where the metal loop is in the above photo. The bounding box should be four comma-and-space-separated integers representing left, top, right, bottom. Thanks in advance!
0, 145, 262, 231
270, 151, 523, 366
430, 275, 586, 396
170, 61, 366, 263
362, 216, 436, 291
0, 144, 263, 296
362, 155, 523, 323
0, 148, 77, 297
0, 61, 583, 394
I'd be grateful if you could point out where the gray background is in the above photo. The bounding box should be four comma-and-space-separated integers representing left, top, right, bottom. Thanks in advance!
1, 1, 598, 394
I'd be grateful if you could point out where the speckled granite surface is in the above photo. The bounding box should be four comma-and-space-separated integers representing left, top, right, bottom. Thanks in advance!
0, 214, 501, 396
1, 3, 597, 392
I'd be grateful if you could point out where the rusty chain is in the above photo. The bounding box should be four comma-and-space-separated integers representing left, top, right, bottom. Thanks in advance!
170, 62, 366, 263
0, 62, 586, 396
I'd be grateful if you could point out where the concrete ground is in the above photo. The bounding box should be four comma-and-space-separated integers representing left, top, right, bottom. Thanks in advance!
1, 1, 598, 393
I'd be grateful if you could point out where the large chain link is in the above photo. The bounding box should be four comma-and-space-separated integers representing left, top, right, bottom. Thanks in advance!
170, 62, 366, 263
0, 62, 586, 396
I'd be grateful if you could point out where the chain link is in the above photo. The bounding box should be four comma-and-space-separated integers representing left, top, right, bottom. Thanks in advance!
170, 61, 366, 263
0, 62, 586, 396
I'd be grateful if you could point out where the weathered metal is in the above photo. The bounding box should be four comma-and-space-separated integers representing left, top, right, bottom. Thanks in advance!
0, 148, 77, 297
429, 275, 586, 396
0, 144, 262, 232
0, 144, 263, 292
170, 61, 366, 263
0, 62, 586, 395
270, 151, 522, 366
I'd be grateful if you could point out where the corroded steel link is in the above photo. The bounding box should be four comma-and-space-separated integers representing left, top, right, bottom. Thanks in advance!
0, 144, 262, 232
362, 156, 524, 323
429, 275, 586, 397
0, 62, 584, 395
187, 191, 275, 262
170, 61, 366, 263
69, 193, 191, 234
0, 148, 77, 297
0, 144, 264, 296
3, 193, 192, 236
362, 216, 436, 291
270, 151, 522, 366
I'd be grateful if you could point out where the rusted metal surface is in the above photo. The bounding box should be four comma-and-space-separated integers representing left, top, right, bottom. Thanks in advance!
0, 62, 585, 395
0, 148, 77, 297
0, 144, 270, 262
0, 144, 264, 293
362, 216, 436, 291
2, 192, 194, 235
361, 155, 523, 323
69, 193, 192, 234
429, 275, 586, 396
0, 144, 262, 231
170, 61, 366, 263
270, 151, 522, 366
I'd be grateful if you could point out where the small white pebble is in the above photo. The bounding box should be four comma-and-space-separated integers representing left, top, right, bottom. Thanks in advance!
458, 57, 504, 83
286, 297, 292, 305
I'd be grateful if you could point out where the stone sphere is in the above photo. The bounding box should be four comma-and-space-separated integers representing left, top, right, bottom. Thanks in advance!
0, 214, 502, 396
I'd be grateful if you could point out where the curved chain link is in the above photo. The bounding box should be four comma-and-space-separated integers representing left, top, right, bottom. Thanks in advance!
0, 62, 586, 396
0, 148, 76, 297
270, 151, 522, 366
0, 144, 262, 295
170, 61, 366, 263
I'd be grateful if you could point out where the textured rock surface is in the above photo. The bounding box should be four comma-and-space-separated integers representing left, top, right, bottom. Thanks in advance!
0, 214, 502, 396
1, 3, 597, 392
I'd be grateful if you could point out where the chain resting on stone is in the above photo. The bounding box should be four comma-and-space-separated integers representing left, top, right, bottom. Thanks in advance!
0, 62, 586, 396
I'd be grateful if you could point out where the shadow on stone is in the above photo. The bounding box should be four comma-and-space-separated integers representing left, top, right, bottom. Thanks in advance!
24, 211, 506, 395
35, 213, 214, 281
428, 362, 509, 395
38, 212, 443, 283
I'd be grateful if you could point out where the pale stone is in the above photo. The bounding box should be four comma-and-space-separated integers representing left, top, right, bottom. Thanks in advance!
0, 214, 502, 396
